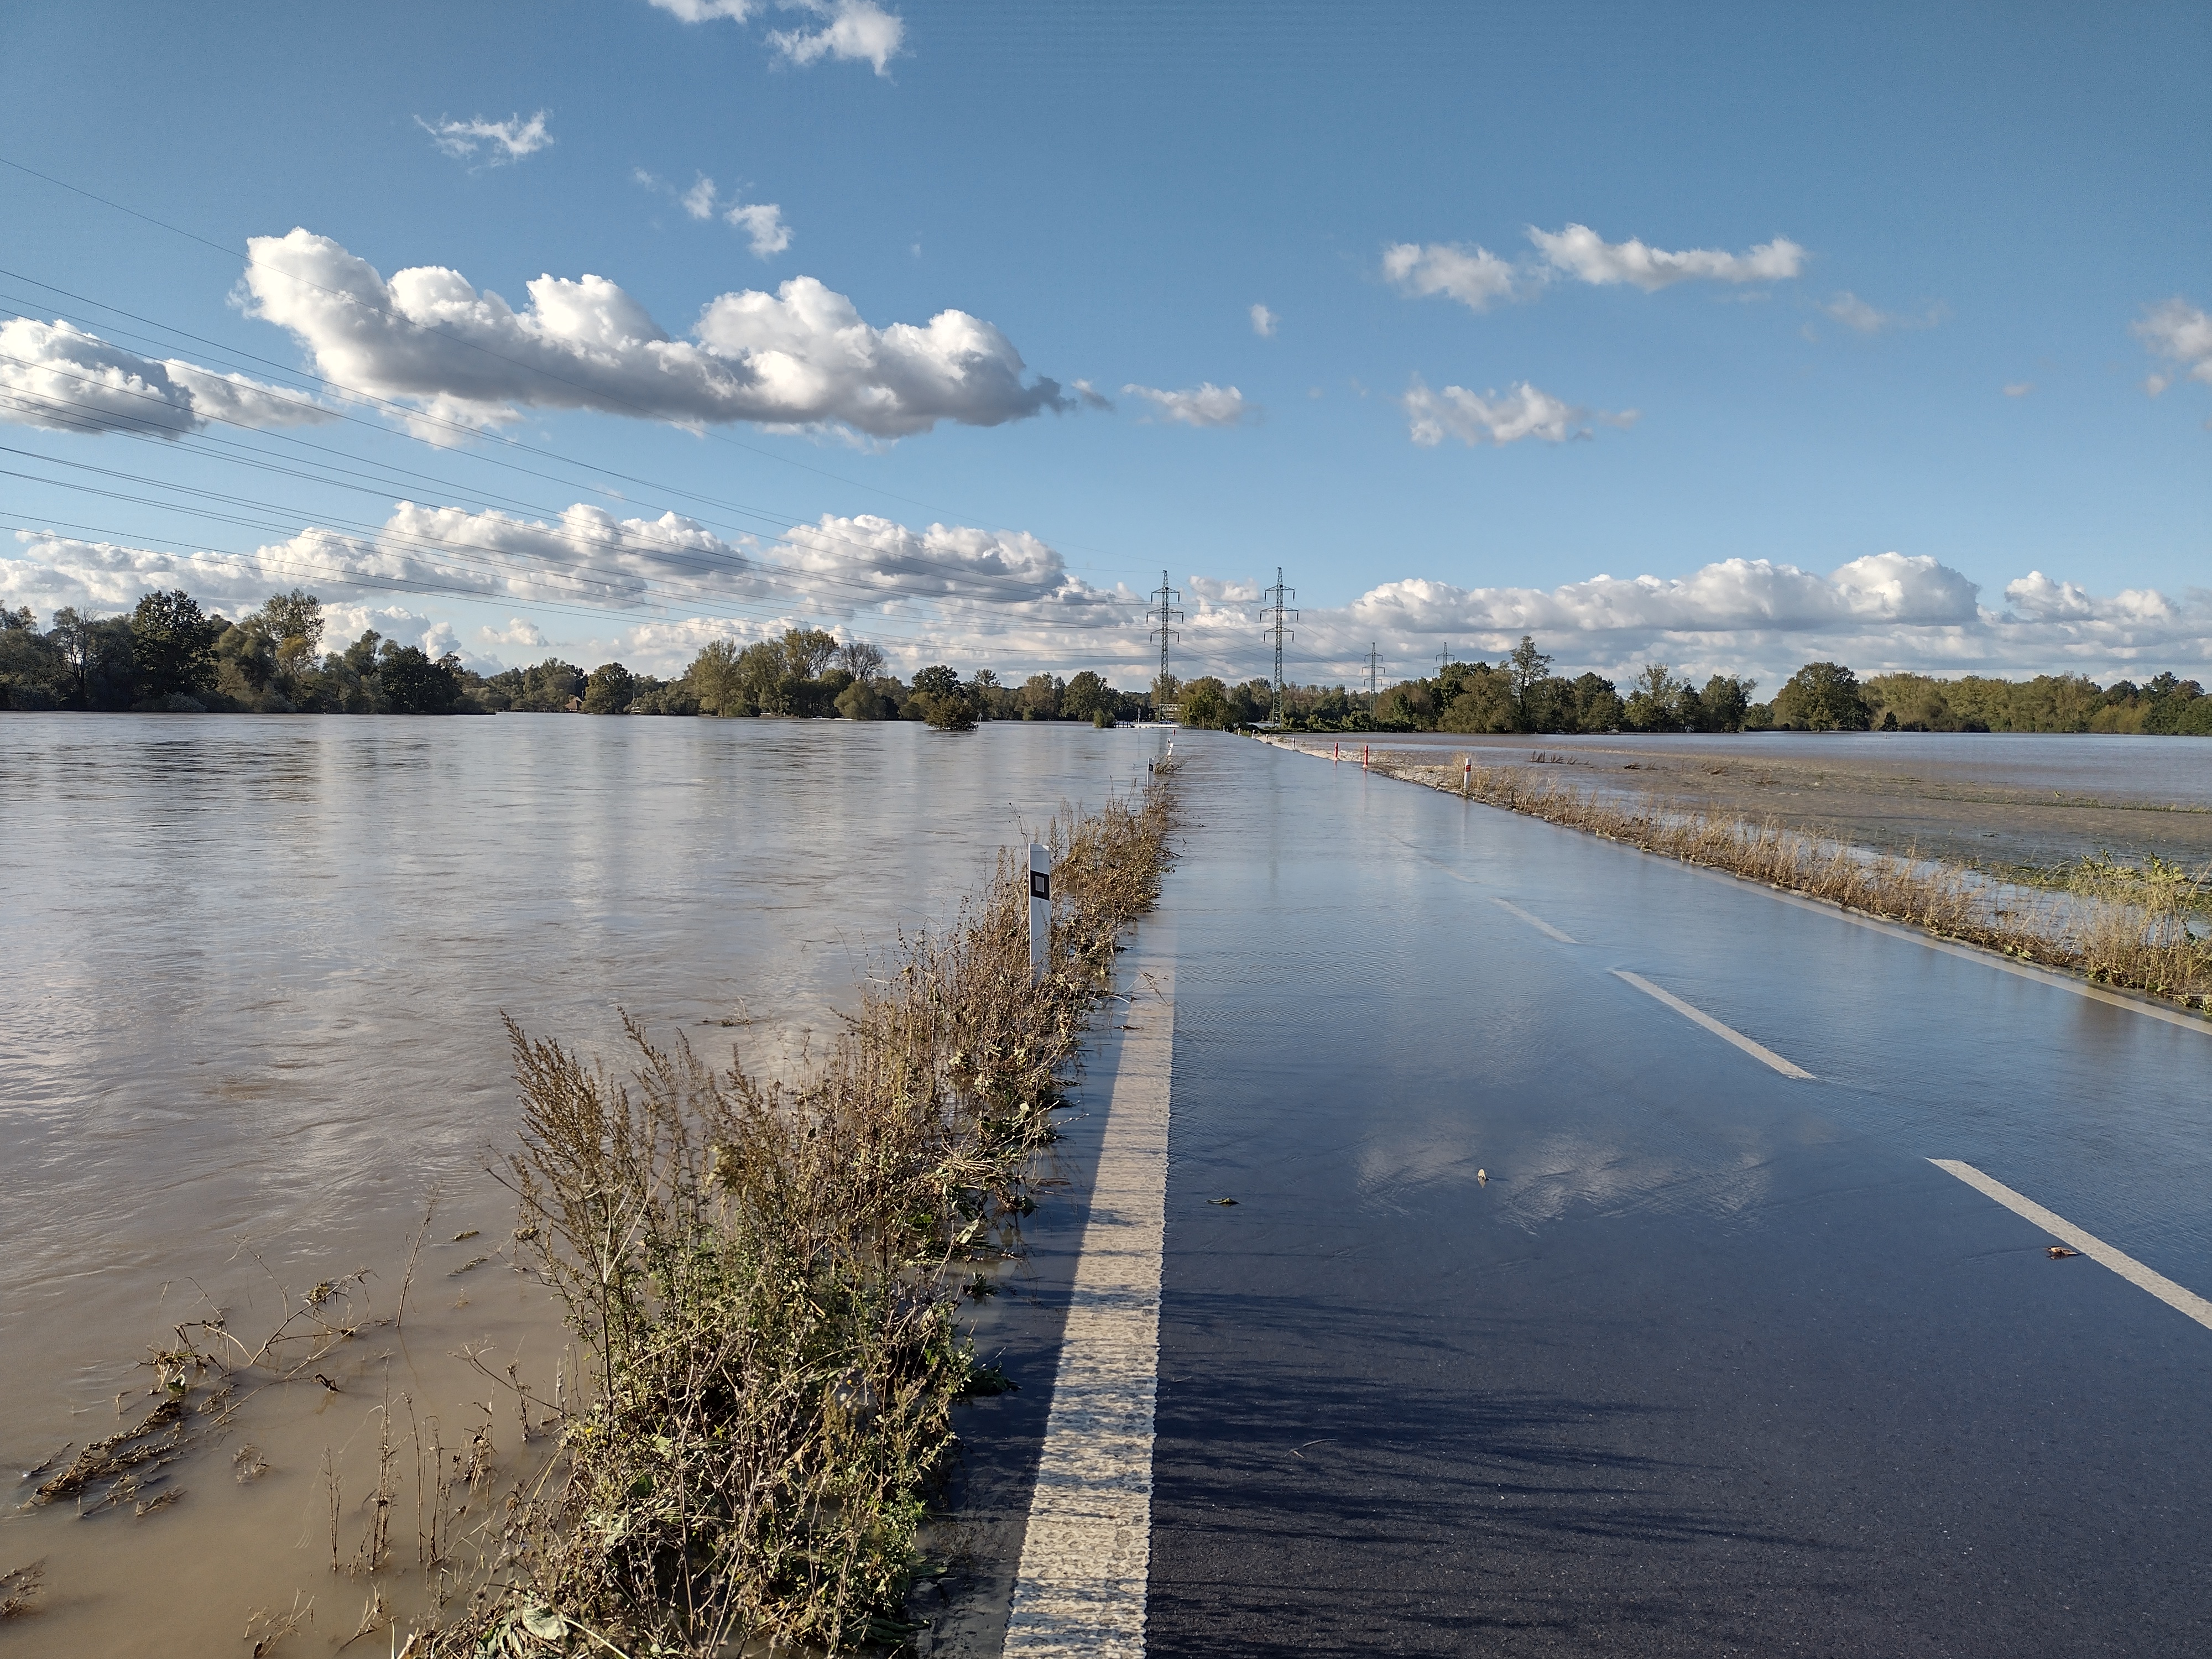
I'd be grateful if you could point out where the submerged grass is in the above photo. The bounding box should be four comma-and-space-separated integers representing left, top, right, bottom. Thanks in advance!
419, 780, 1178, 1656
1359, 748, 2211, 1015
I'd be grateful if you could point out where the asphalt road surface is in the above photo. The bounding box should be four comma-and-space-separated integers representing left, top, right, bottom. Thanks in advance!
940, 732, 2212, 1658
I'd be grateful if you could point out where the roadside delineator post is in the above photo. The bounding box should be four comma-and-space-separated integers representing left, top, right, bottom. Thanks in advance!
1463, 756, 1471, 799
1029, 842, 1050, 983
1361, 743, 1370, 771
1334, 740, 1340, 764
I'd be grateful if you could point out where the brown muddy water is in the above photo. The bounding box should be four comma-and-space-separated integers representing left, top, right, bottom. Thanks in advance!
0, 713, 1159, 1656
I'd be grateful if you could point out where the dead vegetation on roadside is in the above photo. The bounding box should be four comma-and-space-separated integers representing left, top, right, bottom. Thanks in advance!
401, 779, 1179, 1657
1363, 748, 2211, 1014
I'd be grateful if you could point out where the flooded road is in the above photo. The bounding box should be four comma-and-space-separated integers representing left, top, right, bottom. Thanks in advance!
0, 713, 1154, 1655
1138, 733, 2212, 1656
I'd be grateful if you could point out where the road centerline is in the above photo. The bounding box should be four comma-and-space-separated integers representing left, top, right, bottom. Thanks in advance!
1491, 895, 1578, 943
1929, 1159, 2212, 1333
1613, 969, 1814, 1079
1002, 937, 1176, 1657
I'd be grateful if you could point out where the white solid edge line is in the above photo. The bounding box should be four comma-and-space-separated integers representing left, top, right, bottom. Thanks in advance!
1491, 896, 1578, 944
1613, 969, 1814, 1079
1929, 1159, 2212, 1333
1002, 940, 1175, 1658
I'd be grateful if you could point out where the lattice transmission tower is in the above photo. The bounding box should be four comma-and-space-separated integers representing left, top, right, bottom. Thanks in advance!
1261, 567, 1298, 726
1146, 570, 1183, 713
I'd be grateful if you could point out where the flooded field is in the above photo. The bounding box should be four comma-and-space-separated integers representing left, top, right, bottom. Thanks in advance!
1290, 731, 2212, 871
0, 714, 1156, 1656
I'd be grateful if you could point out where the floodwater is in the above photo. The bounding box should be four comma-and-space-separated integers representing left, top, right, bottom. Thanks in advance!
1295, 731, 2212, 869
1337, 729, 2212, 808
0, 713, 1159, 1656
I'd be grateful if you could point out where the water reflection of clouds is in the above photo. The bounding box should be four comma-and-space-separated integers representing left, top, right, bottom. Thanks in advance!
1358, 1118, 1782, 1234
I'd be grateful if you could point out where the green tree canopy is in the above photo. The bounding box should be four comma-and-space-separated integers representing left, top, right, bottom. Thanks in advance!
585, 661, 637, 714
1773, 661, 1871, 730
129, 589, 221, 701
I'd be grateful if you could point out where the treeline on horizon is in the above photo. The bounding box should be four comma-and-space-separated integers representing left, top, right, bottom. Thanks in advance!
0, 593, 1156, 726
5, 597, 2208, 737
1178, 637, 2212, 736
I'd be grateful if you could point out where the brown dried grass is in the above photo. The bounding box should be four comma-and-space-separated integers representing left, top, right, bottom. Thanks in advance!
424, 780, 1177, 1656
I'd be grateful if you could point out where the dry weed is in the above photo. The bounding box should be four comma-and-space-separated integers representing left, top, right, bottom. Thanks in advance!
415, 779, 1177, 1656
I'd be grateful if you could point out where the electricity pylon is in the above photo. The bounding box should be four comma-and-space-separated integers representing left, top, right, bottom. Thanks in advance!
1261, 566, 1298, 726
1146, 570, 1183, 711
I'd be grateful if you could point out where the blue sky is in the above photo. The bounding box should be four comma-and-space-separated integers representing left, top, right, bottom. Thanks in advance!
1, 1, 2206, 690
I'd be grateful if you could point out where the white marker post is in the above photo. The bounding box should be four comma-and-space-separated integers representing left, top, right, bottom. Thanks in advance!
1029, 842, 1051, 983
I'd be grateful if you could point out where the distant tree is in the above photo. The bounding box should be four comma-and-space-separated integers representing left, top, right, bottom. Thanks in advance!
1062, 670, 1114, 723
911, 664, 961, 701
834, 678, 894, 719
780, 627, 839, 681
1018, 671, 1062, 721
836, 638, 885, 682
584, 661, 637, 714
683, 640, 747, 716
129, 589, 221, 701
1772, 661, 1871, 731
257, 589, 323, 655
1375, 681, 1435, 730
1438, 663, 1514, 733
628, 674, 700, 716
1694, 674, 1756, 732
378, 644, 462, 713
1568, 672, 1624, 732
216, 620, 279, 698
0, 608, 66, 708
1624, 662, 1689, 732
1505, 636, 1553, 726
1180, 677, 1232, 729
50, 607, 138, 708
917, 681, 978, 730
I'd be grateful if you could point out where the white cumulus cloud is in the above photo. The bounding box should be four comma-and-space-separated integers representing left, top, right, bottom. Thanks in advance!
1121, 382, 1254, 427
1381, 242, 1521, 311
1402, 376, 1633, 447
724, 201, 792, 258
0, 316, 332, 438
482, 617, 550, 648
1528, 223, 1806, 290
415, 112, 552, 165
2134, 297, 2212, 394
651, 175, 792, 256
767, 0, 904, 74
237, 228, 1066, 439
1, 497, 1125, 670
1249, 303, 1277, 338
680, 175, 720, 219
